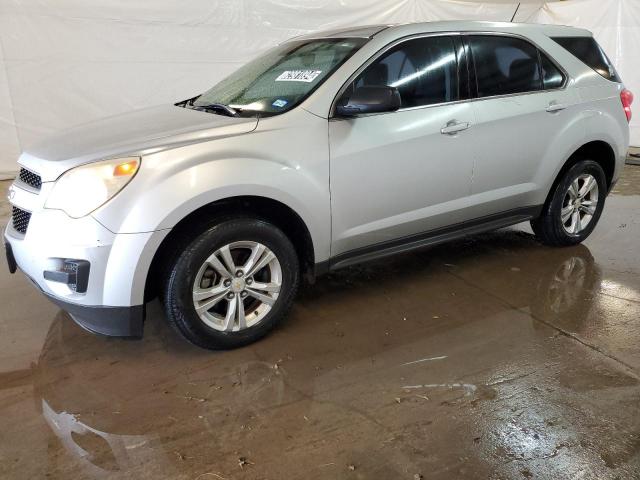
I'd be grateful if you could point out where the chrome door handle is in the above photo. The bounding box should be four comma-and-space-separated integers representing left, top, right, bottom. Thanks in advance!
546, 102, 567, 113
440, 121, 470, 135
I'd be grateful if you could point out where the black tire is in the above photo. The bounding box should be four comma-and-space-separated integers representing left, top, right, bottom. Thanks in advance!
163, 218, 299, 350
531, 160, 607, 247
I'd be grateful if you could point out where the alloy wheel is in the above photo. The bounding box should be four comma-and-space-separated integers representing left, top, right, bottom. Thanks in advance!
192, 241, 282, 332
561, 173, 599, 235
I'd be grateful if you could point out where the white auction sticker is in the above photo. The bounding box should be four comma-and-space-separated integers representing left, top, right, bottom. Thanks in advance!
275, 70, 322, 82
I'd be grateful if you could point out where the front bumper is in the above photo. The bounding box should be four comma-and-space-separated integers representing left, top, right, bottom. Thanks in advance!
44, 292, 144, 337
5, 182, 167, 337
6, 238, 144, 336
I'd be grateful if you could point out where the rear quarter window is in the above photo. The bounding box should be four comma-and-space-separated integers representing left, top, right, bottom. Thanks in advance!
552, 36, 620, 82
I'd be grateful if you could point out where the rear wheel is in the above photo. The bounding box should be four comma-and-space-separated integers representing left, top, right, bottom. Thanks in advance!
163, 218, 299, 349
531, 160, 607, 246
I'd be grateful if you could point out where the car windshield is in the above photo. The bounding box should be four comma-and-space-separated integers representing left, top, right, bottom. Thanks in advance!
191, 37, 368, 117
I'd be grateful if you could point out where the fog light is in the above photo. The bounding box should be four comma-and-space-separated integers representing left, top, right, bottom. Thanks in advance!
44, 259, 90, 293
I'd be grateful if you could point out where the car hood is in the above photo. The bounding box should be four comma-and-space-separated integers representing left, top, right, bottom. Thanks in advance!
18, 105, 259, 182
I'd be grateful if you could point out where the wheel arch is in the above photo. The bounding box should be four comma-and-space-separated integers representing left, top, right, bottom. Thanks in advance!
541, 139, 617, 211
144, 195, 317, 302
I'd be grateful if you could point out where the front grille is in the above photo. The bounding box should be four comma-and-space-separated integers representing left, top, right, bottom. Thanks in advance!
11, 206, 31, 234
18, 167, 42, 191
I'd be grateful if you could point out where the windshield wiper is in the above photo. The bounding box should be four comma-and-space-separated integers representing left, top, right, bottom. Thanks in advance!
194, 103, 239, 117
175, 95, 201, 108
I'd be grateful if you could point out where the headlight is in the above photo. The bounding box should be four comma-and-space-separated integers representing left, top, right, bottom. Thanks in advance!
45, 157, 140, 218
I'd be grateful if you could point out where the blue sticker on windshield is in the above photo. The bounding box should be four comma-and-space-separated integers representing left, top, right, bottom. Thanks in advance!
272, 99, 288, 108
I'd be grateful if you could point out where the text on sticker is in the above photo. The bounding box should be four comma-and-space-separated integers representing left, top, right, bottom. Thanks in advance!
276, 70, 322, 83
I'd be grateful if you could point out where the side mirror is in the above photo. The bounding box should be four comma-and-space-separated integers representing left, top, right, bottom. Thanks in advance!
335, 86, 401, 117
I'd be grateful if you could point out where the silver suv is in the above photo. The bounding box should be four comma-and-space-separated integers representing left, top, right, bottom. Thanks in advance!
5, 21, 632, 349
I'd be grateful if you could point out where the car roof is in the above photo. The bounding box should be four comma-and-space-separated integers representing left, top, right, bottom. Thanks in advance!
292, 25, 391, 40
294, 20, 592, 41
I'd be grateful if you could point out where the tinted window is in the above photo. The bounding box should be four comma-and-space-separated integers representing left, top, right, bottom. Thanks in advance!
552, 36, 620, 82
347, 36, 458, 108
540, 51, 564, 89
470, 36, 541, 97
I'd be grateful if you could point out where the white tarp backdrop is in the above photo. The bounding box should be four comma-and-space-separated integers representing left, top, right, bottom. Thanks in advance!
527, 0, 640, 149
0, 0, 636, 178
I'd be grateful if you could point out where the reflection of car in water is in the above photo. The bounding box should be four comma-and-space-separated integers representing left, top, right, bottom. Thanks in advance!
40, 400, 167, 476
531, 248, 598, 328
31, 237, 601, 476
455, 236, 600, 332
33, 316, 290, 477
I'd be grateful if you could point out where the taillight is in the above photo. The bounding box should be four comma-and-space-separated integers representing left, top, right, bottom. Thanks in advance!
621, 88, 633, 122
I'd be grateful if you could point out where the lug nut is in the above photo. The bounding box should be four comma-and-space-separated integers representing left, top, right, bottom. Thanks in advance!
224, 279, 231, 287
226, 292, 235, 300
236, 270, 243, 277
246, 278, 253, 285
241, 291, 248, 298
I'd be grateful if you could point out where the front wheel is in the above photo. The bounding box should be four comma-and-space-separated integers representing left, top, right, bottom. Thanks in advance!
163, 218, 300, 350
531, 160, 607, 247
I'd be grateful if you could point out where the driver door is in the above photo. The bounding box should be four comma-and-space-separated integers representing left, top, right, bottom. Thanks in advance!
329, 34, 478, 258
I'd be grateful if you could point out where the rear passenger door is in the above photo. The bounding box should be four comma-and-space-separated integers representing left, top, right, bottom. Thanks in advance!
467, 34, 579, 215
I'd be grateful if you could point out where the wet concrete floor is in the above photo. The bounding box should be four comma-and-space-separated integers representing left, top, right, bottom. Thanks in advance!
1, 167, 640, 479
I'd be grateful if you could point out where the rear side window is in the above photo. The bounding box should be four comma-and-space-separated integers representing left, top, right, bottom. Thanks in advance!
552, 36, 620, 82
349, 35, 459, 108
469, 36, 541, 97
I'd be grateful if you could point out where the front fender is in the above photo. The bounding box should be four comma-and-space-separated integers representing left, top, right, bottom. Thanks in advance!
97, 158, 328, 251
99, 157, 330, 305
92, 111, 331, 264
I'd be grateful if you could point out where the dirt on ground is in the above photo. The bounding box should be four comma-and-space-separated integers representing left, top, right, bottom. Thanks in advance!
1, 167, 640, 479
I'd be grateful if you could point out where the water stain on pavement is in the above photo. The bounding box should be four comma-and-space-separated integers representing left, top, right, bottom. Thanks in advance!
1, 167, 640, 479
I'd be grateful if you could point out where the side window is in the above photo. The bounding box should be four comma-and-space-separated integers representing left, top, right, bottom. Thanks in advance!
469, 35, 542, 97
540, 51, 564, 89
348, 35, 458, 109
552, 36, 620, 82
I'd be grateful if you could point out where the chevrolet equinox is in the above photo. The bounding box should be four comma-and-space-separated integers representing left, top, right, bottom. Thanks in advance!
5, 21, 632, 349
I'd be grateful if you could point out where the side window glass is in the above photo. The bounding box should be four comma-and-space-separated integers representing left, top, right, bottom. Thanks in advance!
552, 36, 620, 82
540, 51, 565, 89
350, 36, 458, 109
470, 36, 542, 97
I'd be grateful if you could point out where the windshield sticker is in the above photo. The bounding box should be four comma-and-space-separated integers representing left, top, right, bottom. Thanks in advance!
275, 70, 322, 83
272, 99, 288, 108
